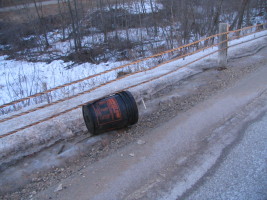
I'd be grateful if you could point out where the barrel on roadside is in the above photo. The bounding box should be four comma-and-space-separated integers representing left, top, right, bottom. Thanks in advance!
82, 91, 139, 135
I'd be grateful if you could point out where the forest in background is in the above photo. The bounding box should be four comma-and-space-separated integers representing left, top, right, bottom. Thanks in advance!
0, 0, 266, 63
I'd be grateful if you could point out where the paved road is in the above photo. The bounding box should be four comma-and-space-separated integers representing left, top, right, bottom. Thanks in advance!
34, 50, 267, 200
184, 112, 267, 200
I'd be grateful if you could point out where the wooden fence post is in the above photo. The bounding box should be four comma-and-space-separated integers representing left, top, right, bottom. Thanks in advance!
218, 23, 229, 67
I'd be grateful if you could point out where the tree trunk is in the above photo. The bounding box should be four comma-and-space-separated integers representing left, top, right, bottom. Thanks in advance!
230, 0, 250, 30
33, 0, 50, 48
209, 0, 224, 36
67, 0, 82, 52
237, 0, 250, 29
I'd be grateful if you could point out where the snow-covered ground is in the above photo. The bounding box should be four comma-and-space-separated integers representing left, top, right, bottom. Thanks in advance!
1, 0, 265, 113
0, 58, 128, 108
0, 27, 265, 115
1, 30, 267, 135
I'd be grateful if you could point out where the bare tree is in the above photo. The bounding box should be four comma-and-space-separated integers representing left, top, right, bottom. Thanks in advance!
230, 0, 250, 30
67, 0, 82, 51
33, 0, 50, 48
57, 0, 68, 41
209, 0, 224, 35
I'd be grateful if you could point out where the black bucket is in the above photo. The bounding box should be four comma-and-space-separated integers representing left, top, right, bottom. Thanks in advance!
82, 91, 139, 135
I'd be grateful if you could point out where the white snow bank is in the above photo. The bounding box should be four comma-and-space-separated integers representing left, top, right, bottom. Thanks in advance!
0, 58, 128, 106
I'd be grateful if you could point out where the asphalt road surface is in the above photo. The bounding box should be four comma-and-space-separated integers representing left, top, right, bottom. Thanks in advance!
184, 112, 267, 200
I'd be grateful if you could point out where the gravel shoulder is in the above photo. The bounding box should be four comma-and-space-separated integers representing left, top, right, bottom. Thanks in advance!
1, 37, 267, 200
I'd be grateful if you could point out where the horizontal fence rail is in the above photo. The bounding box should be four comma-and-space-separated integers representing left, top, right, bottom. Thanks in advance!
0, 32, 228, 109
0, 23, 264, 111
0, 23, 266, 138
